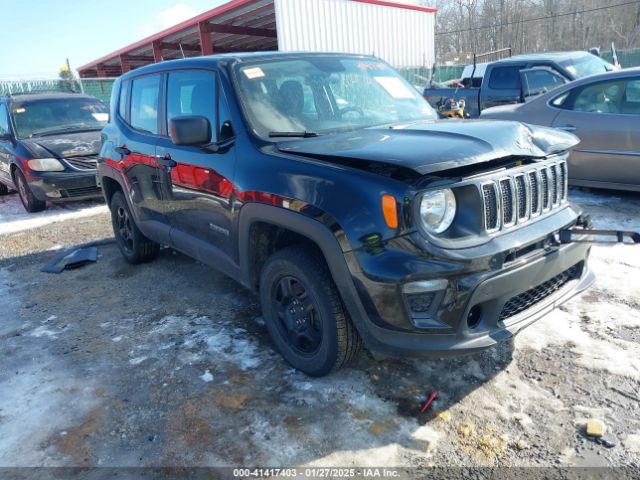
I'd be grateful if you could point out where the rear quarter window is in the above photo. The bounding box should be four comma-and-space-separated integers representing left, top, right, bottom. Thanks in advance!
118, 81, 130, 120
488, 67, 522, 90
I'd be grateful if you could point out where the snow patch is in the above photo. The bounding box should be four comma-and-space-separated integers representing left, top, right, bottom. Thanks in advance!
200, 370, 214, 382
623, 433, 640, 454
129, 356, 148, 365
0, 193, 107, 235
29, 326, 59, 338
411, 424, 442, 445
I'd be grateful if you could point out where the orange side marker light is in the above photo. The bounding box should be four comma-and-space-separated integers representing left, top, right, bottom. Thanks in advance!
382, 194, 398, 229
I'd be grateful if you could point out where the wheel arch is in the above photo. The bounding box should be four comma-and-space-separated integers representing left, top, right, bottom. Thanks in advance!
238, 203, 370, 340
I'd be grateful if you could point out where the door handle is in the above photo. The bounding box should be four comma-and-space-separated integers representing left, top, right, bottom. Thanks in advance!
156, 154, 177, 168
114, 145, 131, 156
556, 125, 576, 132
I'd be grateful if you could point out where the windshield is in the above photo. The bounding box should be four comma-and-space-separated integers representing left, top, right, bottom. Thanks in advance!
561, 54, 615, 79
233, 56, 437, 138
11, 98, 108, 138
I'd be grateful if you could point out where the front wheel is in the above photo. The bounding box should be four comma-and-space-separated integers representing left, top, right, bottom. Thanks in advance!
259, 245, 362, 376
110, 191, 160, 264
14, 169, 46, 212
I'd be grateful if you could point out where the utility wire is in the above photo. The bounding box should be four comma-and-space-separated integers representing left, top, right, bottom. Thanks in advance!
435, 0, 640, 36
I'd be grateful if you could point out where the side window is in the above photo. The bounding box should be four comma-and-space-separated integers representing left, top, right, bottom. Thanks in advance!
130, 75, 161, 134
523, 70, 565, 92
621, 79, 640, 114
571, 80, 624, 114
551, 91, 570, 108
488, 67, 522, 90
118, 81, 130, 120
0, 103, 9, 136
167, 70, 216, 142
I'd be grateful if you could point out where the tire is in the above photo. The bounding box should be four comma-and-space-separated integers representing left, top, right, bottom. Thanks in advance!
259, 245, 362, 376
110, 191, 160, 264
14, 169, 46, 212
0, 182, 9, 195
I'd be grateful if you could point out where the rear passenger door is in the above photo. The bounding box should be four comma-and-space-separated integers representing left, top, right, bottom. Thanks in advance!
157, 69, 238, 264
117, 74, 172, 241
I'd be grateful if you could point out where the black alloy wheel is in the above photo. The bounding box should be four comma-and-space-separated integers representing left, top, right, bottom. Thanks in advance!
271, 275, 323, 356
260, 245, 362, 376
109, 191, 160, 264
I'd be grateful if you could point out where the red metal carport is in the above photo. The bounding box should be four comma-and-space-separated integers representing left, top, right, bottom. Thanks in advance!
77, 0, 437, 78
78, 0, 279, 78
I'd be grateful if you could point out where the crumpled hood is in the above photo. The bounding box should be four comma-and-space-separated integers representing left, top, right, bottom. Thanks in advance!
278, 120, 579, 175
22, 130, 101, 159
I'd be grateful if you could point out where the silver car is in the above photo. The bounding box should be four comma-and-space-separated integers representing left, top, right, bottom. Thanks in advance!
481, 68, 640, 192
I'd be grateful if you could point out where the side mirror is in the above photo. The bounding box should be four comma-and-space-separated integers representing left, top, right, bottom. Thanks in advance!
168, 116, 211, 147
0, 132, 12, 142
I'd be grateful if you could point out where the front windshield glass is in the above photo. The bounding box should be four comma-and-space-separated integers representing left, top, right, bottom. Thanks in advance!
11, 98, 108, 138
561, 54, 615, 79
233, 56, 437, 137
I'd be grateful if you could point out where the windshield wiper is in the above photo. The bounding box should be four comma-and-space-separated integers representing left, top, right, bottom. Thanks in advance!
268, 131, 322, 138
27, 124, 102, 138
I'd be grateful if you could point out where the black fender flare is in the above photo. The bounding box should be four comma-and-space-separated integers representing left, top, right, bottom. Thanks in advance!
237, 202, 372, 337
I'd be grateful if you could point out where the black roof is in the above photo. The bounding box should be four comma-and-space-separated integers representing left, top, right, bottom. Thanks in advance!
119, 51, 377, 79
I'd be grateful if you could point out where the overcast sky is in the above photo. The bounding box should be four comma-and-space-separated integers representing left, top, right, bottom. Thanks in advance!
0, 0, 225, 78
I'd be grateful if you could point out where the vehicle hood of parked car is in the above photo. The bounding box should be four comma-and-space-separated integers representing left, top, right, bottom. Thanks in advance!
277, 120, 578, 176
22, 130, 101, 159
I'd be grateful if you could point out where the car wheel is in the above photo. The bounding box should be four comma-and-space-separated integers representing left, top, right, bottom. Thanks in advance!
110, 191, 160, 264
14, 169, 46, 212
0, 182, 9, 195
259, 245, 362, 376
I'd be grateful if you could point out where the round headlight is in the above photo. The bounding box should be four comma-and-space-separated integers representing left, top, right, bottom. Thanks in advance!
419, 189, 457, 234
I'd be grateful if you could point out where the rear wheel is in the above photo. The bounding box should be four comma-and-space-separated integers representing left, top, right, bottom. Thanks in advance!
259, 245, 362, 376
14, 169, 46, 212
0, 182, 9, 195
110, 191, 160, 264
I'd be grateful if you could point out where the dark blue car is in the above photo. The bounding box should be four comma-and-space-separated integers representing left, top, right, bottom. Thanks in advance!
0, 92, 107, 212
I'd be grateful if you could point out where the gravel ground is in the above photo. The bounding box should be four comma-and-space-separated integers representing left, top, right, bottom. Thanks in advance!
0, 188, 640, 475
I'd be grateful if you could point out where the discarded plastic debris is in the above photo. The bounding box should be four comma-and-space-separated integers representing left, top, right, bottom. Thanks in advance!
419, 390, 438, 413
41, 246, 98, 274
586, 418, 605, 438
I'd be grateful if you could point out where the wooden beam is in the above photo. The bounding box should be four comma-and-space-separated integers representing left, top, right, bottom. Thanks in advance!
152, 41, 163, 62
198, 22, 214, 56
96, 64, 106, 78
204, 22, 277, 38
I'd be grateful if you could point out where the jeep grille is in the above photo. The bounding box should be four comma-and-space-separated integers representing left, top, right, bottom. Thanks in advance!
480, 160, 567, 233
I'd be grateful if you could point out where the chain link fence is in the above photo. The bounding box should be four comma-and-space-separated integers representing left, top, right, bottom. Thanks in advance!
0, 78, 117, 105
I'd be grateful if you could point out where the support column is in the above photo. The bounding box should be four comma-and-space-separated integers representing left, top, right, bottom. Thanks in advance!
152, 41, 164, 63
198, 22, 213, 56
119, 54, 131, 73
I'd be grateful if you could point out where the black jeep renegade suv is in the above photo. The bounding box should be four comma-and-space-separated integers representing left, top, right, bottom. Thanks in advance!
98, 52, 594, 376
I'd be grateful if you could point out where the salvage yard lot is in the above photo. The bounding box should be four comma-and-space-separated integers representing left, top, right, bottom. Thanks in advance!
1, 189, 640, 469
